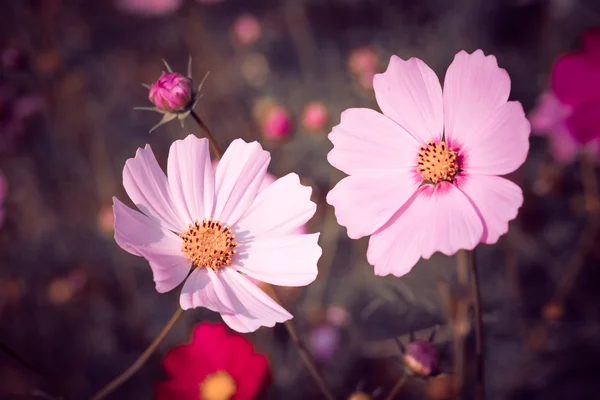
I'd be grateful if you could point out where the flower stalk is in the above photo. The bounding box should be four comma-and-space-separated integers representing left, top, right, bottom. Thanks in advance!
469, 250, 484, 400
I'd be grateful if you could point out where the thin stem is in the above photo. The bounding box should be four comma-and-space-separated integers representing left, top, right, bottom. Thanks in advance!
469, 250, 484, 400
384, 373, 408, 400
190, 110, 222, 159
270, 288, 334, 400
89, 307, 184, 400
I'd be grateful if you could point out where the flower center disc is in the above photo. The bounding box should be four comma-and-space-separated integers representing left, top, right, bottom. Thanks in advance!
200, 371, 237, 400
416, 141, 459, 184
180, 219, 237, 271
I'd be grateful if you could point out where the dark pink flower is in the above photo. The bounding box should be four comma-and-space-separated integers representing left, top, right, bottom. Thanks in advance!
149, 72, 193, 113
156, 323, 270, 400
551, 28, 600, 144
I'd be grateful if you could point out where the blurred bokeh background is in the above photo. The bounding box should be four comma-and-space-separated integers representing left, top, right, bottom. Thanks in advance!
2, 0, 600, 399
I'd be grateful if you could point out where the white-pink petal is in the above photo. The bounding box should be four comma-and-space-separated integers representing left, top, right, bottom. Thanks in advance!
123, 145, 186, 232
179, 268, 238, 313
460, 101, 530, 176
235, 173, 315, 238
443, 50, 511, 149
113, 198, 190, 293
373, 56, 444, 144
233, 233, 320, 286
213, 139, 270, 225
367, 183, 483, 277
167, 135, 215, 223
327, 171, 421, 239
455, 174, 523, 245
327, 108, 420, 175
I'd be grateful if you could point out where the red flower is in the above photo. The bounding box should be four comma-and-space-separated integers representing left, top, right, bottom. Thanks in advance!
551, 28, 600, 145
156, 323, 271, 400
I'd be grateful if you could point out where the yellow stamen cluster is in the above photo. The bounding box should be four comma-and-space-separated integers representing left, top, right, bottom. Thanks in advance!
200, 371, 237, 400
416, 140, 459, 184
180, 219, 237, 271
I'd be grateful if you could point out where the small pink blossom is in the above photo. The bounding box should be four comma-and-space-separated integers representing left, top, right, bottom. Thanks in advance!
327, 50, 530, 277
551, 28, 600, 145
231, 14, 262, 47
348, 47, 379, 90
302, 101, 329, 133
259, 104, 292, 142
116, 0, 183, 16
529, 90, 586, 163
149, 72, 193, 113
113, 135, 321, 332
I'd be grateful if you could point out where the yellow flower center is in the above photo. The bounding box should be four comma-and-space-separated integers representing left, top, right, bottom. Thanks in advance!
180, 219, 238, 271
199, 371, 237, 400
348, 392, 372, 400
416, 140, 459, 184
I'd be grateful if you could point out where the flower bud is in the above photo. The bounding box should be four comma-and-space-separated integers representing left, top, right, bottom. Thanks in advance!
148, 72, 193, 113
404, 339, 440, 376
302, 101, 329, 133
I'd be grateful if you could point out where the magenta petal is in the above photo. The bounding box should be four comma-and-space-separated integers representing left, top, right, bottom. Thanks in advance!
367, 183, 483, 277
214, 139, 270, 225
233, 233, 320, 287
235, 173, 315, 237
565, 98, 600, 144
123, 145, 186, 232
327, 171, 421, 239
113, 198, 190, 293
443, 50, 511, 148
373, 56, 443, 144
455, 174, 522, 245
219, 270, 292, 333
327, 108, 420, 175
179, 268, 238, 313
461, 101, 530, 176
167, 135, 215, 222
552, 53, 600, 107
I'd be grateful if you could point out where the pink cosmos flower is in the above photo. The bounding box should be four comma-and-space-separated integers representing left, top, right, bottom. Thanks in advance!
551, 28, 600, 145
327, 50, 530, 277
113, 135, 321, 332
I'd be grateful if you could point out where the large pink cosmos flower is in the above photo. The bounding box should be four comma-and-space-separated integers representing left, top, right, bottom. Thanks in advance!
327, 50, 530, 277
113, 135, 321, 332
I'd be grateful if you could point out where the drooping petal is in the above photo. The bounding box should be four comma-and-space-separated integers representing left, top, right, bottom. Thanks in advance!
219, 270, 292, 333
179, 268, 237, 313
326, 170, 421, 239
443, 50, 511, 149
234, 173, 315, 238
113, 198, 190, 293
552, 52, 600, 108
373, 56, 444, 144
460, 101, 530, 176
327, 108, 420, 175
233, 233, 320, 286
565, 98, 600, 144
167, 135, 215, 223
455, 174, 523, 245
213, 139, 270, 225
123, 145, 186, 232
367, 183, 483, 277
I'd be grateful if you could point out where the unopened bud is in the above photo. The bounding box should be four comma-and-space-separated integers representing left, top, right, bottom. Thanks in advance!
302, 101, 329, 133
148, 72, 193, 113
404, 339, 439, 376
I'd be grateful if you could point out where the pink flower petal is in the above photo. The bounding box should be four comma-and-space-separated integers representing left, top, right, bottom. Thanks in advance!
214, 139, 270, 225
179, 268, 238, 313
123, 145, 186, 232
461, 101, 530, 176
551, 52, 600, 108
455, 174, 523, 245
368, 183, 483, 277
113, 198, 190, 293
327, 171, 421, 239
443, 50, 511, 149
327, 108, 420, 175
220, 270, 292, 332
565, 98, 600, 144
167, 135, 215, 222
233, 233, 320, 286
373, 56, 443, 144
234, 173, 315, 238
